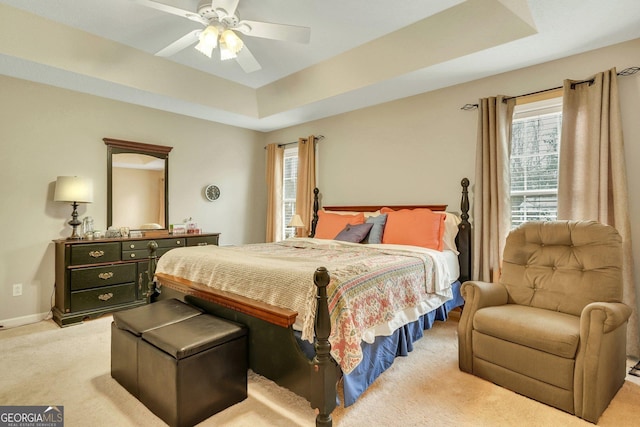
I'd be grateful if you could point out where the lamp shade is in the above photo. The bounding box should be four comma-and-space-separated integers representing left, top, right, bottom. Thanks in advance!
288, 214, 304, 228
54, 176, 94, 203
221, 30, 243, 54
195, 25, 219, 58
219, 40, 237, 60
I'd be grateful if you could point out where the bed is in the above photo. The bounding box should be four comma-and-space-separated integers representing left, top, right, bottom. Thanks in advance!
150, 178, 471, 427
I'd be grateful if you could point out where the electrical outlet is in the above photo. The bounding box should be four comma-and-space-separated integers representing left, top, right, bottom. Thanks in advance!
12, 283, 22, 297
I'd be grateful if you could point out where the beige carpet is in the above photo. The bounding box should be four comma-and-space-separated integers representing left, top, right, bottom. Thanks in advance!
1, 315, 639, 427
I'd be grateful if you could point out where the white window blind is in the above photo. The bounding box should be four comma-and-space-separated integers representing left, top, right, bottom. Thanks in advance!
282, 146, 298, 239
510, 98, 562, 227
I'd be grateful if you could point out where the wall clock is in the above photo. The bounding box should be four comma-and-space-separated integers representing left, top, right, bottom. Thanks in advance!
204, 184, 220, 201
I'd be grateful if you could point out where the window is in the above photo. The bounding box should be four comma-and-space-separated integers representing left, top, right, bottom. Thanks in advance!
282, 146, 298, 239
510, 98, 562, 227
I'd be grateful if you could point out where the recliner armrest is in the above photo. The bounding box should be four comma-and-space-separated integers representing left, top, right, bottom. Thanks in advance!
575, 301, 632, 421
580, 301, 632, 334
460, 280, 509, 310
457, 280, 508, 373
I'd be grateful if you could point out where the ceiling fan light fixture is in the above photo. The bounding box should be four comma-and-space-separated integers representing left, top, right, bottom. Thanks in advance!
194, 25, 219, 57
141, 0, 311, 73
219, 40, 237, 61
221, 29, 244, 54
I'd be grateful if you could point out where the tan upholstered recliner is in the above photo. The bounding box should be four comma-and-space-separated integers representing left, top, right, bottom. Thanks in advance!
458, 220, 631, 423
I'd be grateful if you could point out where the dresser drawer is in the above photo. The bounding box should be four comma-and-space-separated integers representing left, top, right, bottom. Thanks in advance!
71, 242, 120, 265
186, 235, 219, 246
71, 283, 136, 312
123, 238, 186, 251
70, 263, 136, 291
122, 238, 185, 260
122, 246, 177, 260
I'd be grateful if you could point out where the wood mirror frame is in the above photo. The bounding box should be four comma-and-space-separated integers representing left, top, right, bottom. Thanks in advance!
105, 138, 172, 231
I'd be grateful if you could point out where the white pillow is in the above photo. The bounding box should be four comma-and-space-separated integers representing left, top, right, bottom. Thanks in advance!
440, 212, 461, 254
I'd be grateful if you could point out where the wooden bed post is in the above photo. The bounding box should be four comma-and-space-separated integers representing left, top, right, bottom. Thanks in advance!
311, 266, 337, 427
310, 188, 320, 237
456, 178, 472, 282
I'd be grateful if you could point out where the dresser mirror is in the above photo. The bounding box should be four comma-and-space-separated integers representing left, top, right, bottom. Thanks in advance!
105, 138, 172, 231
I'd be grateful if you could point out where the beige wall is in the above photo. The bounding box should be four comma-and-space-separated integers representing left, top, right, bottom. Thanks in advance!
0, 76, 266, 325
266, 38, 640, 331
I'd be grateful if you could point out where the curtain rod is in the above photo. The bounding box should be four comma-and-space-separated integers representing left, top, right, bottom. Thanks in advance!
460, 66, 639, 110
264, 135, 325, 149
278, 134, 324, 148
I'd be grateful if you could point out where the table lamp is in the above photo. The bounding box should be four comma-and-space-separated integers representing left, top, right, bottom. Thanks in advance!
54, 176, 94, 239
287, 214, 305, 237
288, 214, 305, 228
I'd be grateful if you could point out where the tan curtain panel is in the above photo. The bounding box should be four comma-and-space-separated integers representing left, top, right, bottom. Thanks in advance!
557, 68, 639, 357
295, 136, 316, 237
473, 96, 516, 282
265, 143, 284, 242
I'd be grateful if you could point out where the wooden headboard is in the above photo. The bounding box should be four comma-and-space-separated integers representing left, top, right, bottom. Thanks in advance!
309, 178, 472, 282
322, 204, 447, 212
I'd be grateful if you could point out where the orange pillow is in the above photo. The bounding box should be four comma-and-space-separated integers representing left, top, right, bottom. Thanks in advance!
315, 211, 365, 239
380, 207, 445, 250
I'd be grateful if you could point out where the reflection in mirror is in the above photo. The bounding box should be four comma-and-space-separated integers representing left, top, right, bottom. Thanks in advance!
112, 153, 165, 229
105, 138, 172, 231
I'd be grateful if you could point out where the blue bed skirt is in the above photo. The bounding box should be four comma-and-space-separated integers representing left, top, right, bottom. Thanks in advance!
297, 280, 464, 406
342, 280, 463, 405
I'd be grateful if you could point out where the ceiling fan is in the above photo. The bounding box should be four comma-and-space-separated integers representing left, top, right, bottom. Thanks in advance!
135, 0, 311, 73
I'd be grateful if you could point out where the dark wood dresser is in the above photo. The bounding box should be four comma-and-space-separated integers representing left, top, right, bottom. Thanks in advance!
53, 233, 220, 327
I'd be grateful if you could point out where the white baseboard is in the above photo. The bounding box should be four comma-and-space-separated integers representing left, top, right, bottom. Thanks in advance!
0, 311, 52, 329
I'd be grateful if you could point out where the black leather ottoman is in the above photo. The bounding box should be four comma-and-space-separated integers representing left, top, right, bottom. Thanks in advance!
138, 314, 248, 427
111, 299, 203, 397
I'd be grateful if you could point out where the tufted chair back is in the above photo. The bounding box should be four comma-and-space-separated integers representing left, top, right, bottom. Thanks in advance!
500, 220, 622, 316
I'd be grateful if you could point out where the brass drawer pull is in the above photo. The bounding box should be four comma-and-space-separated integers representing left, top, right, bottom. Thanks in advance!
98, 272, 114, 280
98, 293, 113, 301
197, 242, 208, 246
130, 253, 136, 258
89, 250, 105, 258
129, 244, 136, 249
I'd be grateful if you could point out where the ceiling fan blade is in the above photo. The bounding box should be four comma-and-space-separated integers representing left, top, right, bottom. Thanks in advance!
134, 0, 208, 25
236, 20, 311, 43
235, 45, 262, 73
155, 30, 201, 57
213, 0, 240, 18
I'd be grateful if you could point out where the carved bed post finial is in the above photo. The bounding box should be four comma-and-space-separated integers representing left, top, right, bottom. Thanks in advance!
310, 188, 320, 237
311, 266, 337, 427
457, 178, 472, 282
460, 178, 470, 223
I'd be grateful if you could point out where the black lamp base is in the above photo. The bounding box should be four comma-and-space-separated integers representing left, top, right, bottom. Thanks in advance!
67, 202, 82, 240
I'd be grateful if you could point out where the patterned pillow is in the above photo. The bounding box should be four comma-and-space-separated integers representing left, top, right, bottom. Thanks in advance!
334, 223, 374, 243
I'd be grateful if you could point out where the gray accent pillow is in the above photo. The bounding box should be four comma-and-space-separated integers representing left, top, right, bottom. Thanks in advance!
334, 223, 374, 243
363, 214, 387, 244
